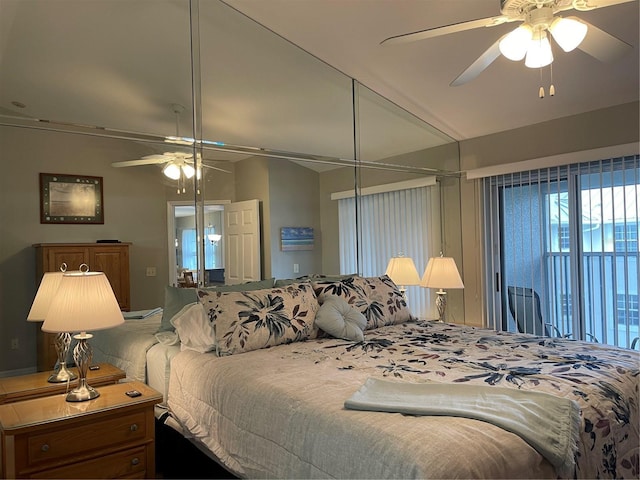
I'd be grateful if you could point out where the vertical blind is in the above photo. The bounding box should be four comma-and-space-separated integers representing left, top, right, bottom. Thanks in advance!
481, 154, 639, 348
337, 185, 440, 319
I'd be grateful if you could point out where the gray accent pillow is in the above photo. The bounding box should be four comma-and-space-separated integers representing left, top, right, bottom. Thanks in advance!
315, 295, 366, 342
157, 278, 276, 333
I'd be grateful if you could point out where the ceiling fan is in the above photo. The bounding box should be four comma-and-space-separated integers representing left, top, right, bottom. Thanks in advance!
111, 104, 230, 185
381, 0, 635, 87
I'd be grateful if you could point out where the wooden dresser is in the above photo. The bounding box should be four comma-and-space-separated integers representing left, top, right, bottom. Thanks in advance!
33, 243, 131, 372
0, 381, 161, 479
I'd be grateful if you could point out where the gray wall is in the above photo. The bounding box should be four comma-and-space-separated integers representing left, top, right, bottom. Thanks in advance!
0, 125, 237, 373
267, 159, 322, 280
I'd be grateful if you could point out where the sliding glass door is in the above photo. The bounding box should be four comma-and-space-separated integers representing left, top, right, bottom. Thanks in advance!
483, 155, 639, 348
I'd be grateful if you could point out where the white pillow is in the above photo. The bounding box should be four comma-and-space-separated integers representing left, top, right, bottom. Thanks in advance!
170, 302, 216, 353
315, 295, 366, 341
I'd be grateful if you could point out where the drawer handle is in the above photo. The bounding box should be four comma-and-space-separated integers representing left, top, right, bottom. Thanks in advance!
130, 423, 138, 432
41, 444, 49, 452
131, 457, 140, 466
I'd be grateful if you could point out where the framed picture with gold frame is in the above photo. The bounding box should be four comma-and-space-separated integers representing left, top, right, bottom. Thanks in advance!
39, 173, 104, 224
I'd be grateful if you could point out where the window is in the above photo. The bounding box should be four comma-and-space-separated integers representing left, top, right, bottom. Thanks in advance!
615, 224, 639, 252
617, 294, 639, 326
482, 155, 639, 348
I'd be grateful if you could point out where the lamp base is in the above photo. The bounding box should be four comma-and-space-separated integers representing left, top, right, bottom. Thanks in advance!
66, 380, 100, 402
47, 362, 77, 383
66, 333, 99, 402
435, 290, 447, 323
47, 332, 78, 383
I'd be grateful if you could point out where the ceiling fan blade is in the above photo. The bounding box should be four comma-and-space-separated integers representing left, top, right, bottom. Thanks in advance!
381, 15, 511, 45
450, 38, 502, 86
201, 164, 231, 174
576, 18, 633, 62
111, 157, 170, 168
571, 0, 636, 11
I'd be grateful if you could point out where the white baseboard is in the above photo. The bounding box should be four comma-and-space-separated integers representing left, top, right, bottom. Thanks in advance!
0, 366, 37, 378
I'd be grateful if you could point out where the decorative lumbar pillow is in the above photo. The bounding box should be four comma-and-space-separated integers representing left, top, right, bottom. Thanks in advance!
315, 295, 366, 341
170, 302, 216, 353
198, 282, 319, 356
313, 275, 413, 330
157, 278, 276, 333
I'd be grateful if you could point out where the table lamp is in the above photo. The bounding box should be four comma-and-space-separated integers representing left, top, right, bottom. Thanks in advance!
421, 255, 464, 322
27, 265, 78, 383
385, 254, 421, 298
42, 270, 124, 402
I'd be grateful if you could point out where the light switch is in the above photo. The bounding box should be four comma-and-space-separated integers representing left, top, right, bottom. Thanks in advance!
146, 267, 157, 277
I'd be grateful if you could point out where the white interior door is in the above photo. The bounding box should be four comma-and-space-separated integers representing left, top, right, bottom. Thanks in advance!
224, 199, 261, 284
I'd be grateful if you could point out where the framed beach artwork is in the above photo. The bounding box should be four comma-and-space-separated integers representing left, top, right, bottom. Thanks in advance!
281, 227, 314, 251
40, 173, 104, 224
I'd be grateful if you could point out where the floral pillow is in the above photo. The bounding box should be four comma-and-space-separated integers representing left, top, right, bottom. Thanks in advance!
197, 282, 319, 356
312, 275, 413, 330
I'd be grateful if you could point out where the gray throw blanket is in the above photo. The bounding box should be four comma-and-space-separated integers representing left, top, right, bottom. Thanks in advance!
345, 377, 580, 477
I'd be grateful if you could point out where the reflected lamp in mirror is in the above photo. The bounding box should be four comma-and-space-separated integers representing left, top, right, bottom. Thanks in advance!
207, 233, 222, 245
42, 270, 124, 402
27, 267, 78, 383
421, 256, 464, 323
385, 254, 420, 298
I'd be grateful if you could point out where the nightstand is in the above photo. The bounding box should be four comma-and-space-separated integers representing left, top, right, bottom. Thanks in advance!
0, 363, 126, 405
0, 381, 162, 479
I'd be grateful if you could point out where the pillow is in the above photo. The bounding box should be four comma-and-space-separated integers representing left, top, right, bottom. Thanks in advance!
198, 282, 319, 356
157, 286, 198, 333
313, 275, 412, 330
353, 275, 413, 329
315, 295, 366, 341
203, 277, 275, 293
273, 274, 354, 288
157, 278, 276, 333
170, 302, 216, 353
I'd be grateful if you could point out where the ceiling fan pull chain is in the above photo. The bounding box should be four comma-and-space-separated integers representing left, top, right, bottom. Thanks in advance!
539, 67, 545, 98
549, 62, 555, 96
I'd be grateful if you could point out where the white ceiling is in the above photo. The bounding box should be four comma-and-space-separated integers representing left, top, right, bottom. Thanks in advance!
0, 0, 637, 167
225, 0, 639, 140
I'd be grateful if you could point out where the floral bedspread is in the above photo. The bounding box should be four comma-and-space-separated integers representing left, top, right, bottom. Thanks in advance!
281, 320, 640, 479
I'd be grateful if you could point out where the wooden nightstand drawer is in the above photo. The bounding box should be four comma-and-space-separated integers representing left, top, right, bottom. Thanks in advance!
29, 446, 147, 479
27, 411, 147, 466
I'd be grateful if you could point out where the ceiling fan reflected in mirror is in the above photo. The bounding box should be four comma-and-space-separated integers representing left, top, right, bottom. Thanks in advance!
111, 104, 230, 193
382, 0, 635, 93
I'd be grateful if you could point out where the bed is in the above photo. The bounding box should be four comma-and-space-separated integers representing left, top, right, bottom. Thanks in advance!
90, 279, 639, 479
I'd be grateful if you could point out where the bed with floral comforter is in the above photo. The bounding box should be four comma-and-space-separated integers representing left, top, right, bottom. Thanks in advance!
167, 319, 639, 479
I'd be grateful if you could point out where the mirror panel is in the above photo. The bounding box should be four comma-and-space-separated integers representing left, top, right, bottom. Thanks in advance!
0, 0, 194, 138
0, 0, 463, 373
198, 0, 355, 159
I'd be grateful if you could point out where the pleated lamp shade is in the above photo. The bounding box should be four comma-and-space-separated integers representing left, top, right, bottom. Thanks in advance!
27, 271, 65, 321
385, 256, 421, 287
421, 257, 464, 289
42, 271, 124, 333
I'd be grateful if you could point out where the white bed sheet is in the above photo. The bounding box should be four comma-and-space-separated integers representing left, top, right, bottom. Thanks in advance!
90, 312, 162, 382
146, 341, 181, 405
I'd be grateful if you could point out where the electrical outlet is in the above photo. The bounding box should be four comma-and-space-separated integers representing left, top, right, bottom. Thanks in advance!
11, 338, 19, 350
146, 267, 157, 277
293, 263, 299, 273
